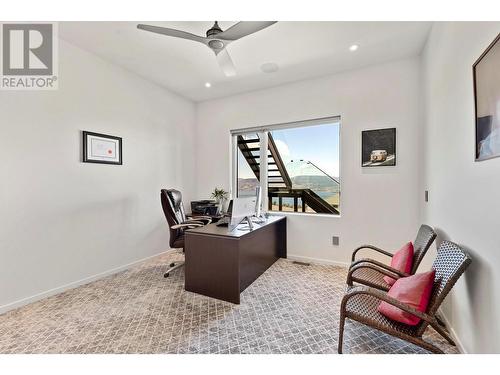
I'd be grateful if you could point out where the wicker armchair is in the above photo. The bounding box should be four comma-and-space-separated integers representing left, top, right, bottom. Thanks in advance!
338, 240, 471, 353
348, 225, 437, 291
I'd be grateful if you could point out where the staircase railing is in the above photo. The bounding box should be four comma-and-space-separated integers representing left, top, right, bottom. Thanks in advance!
267, 188, 340, 214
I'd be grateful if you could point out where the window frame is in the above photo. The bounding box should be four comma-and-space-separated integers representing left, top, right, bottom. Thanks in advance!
230, 115, 341, 216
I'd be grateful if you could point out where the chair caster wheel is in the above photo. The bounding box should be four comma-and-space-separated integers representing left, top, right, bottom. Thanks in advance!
169, 263, 175, 267
164, 273, 169, 278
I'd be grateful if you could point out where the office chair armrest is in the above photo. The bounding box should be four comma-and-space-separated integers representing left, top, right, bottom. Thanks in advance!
171, 223, 204, 230
187, 216, 212, 224
189, 215, 212, 220
184, 219, 205, 225
351, 245, 393, 262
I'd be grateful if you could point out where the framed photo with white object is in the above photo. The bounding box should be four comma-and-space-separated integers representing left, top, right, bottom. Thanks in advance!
82, 131, 122, 165
361, 127, 396, 167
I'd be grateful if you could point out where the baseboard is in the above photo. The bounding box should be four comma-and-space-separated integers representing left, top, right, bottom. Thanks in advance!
287, 253, 349, 268
0, 249, 175, 315
437, 307, 467, 354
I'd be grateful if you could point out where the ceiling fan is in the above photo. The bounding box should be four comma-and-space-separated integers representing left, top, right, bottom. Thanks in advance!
137, 21, 277, 77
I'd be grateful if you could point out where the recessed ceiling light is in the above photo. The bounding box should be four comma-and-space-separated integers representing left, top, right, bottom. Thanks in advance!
260, 62, 279, 73
349, 44, 359, 52
205, 82, 211, 88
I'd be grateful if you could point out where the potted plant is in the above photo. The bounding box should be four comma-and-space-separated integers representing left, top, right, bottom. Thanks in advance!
211, 187, 229, 214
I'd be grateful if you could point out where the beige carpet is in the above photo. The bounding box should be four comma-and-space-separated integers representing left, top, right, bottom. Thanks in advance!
0, 251, 458, 354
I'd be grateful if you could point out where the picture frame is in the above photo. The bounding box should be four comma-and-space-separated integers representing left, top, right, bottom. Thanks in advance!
361, 127, 396, 167
82, 131, 122, 165
473, 33, 500, 162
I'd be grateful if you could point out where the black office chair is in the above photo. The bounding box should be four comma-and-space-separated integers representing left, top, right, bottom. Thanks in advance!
160, 189, 212, 278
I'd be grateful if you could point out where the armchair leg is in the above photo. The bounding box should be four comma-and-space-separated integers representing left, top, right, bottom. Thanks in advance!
346, 273, 354, 287
338, 315, 346, 354
435, 314, 447, 327
163, 261, 185, 278
431, 322, 456, 346
418, 339, 445, 354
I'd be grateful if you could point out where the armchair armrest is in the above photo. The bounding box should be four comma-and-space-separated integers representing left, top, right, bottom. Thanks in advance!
351, 245, 393, 262
341, 286, 436, 325
171, 223, 204, 230
347, 262, 407, 287
350, 258, 410, 277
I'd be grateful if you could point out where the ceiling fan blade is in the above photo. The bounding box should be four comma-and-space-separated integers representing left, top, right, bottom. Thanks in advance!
217, 21, 277, 41
216, 49, 236, 77
137, 24, 206, 44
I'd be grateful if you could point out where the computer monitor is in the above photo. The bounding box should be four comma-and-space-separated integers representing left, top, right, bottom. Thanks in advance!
225, 199, 233, 216
230, 196, 257, 230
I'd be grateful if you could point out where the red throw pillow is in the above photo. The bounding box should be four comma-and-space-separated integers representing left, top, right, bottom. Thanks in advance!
383, 242, 414, 286
378, 270, 436, 326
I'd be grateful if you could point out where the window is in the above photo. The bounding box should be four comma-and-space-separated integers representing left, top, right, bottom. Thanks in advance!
232, 117, 340, 215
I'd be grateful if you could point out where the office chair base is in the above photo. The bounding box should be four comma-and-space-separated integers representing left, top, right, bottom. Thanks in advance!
164, 261, 185, 278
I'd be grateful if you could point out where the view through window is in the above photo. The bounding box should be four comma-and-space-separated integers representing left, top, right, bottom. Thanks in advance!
236, 133, 260, 197
235, 118, 340, 215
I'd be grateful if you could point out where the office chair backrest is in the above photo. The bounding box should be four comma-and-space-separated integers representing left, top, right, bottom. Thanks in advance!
161, 189, 187, 248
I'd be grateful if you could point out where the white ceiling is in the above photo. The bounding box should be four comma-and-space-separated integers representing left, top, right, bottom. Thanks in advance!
59, 21, 432, 102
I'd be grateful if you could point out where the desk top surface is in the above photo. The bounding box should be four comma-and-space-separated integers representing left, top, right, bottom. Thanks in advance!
185, 215, 285, 238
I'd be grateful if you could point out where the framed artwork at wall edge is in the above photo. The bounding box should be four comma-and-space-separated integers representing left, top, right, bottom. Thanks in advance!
82, 131, 122, 165
474, 32, 500, 162
361, 127, 396, 167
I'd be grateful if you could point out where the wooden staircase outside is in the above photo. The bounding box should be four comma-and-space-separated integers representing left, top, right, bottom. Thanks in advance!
237, 134, 339, 215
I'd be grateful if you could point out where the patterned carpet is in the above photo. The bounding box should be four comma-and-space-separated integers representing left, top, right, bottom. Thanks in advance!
0, 251, 458, 354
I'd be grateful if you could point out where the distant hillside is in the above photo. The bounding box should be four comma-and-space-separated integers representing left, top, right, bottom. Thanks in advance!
292, 175, 340, 191
238, 178, 259, 189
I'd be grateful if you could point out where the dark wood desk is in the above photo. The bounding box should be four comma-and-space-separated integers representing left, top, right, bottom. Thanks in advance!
184, 216, 287, 304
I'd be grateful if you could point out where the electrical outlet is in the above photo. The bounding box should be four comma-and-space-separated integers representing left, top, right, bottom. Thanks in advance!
425, 190, 429, 202
332, 236, 340, 246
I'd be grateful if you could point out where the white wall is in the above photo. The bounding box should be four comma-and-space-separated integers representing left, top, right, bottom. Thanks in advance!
422, 22, 500, 353
195, 58, 423, 265
0, 39, 196, 311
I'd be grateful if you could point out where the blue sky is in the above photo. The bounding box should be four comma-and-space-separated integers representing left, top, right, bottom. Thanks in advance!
238, 122, 340, 179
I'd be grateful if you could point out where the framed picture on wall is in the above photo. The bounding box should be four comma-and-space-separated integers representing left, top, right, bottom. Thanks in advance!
474, 33, 500, 161
361, 128, 396, 167
82, 131, 122, 165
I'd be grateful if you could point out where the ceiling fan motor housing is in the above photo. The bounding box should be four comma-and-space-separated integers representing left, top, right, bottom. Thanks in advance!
206, 22, 225, 51
206, 21, 223, 38
208, 39, 224, 50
